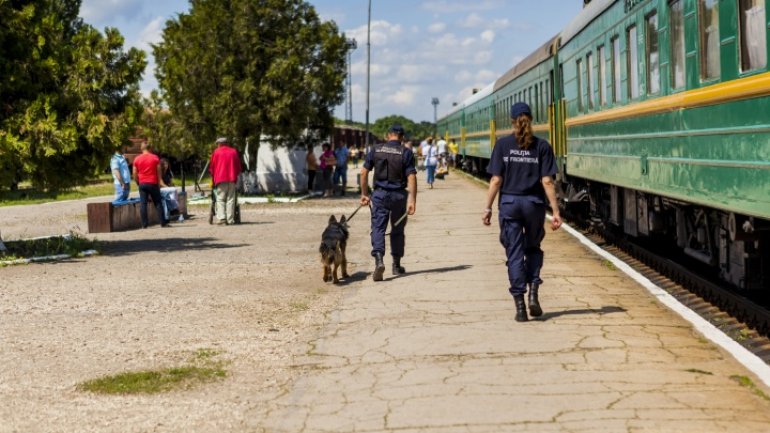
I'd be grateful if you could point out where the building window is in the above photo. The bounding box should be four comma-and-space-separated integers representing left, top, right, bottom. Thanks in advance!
577, 58, 583, 111
739, 0, 767, 72
598, 45, 607, 105
612, 36, 621, 102
628, 25, 639, 99
699, 0, 721, 80
587, 52, 595, 109
670, 1, 686, 88
646, 12, 660, 94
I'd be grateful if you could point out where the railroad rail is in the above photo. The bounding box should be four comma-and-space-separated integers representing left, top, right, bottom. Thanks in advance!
576, 217, 770, 365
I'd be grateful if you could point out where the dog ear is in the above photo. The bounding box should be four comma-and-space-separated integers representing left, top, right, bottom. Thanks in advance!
329, 215, 337, 224
340, 215, 347, 224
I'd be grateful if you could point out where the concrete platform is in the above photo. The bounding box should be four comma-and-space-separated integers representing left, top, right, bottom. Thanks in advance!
265, 170, 770, 432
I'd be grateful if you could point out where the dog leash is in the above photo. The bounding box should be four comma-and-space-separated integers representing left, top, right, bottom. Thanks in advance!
346, 203, 366, 223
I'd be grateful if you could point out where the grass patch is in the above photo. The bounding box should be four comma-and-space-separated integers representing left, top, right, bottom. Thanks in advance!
77, 366, 226, 395
77, 348, 227, 395
684, 368, 713, 375
290, 300, 310, 312
730, 375, 770, 401
1, 233, 97, 262
601, 259, 617, 271
0, 177, 193, 207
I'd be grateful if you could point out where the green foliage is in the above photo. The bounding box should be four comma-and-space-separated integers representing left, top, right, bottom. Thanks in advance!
77, 348, 227, 395
77, 366, 226, 395
372, 115, 435, 141
0, 175, 114, 206
1, 233, 97, 261
0, 0, 146, 191
140, 91, 197, 159
153, 0, 350, 164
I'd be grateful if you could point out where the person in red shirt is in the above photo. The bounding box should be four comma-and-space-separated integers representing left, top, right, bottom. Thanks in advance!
209, 137, 242, 225
132, 141, 169, 228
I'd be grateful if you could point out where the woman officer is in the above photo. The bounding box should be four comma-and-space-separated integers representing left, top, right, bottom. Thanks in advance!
482, 102, 562, 322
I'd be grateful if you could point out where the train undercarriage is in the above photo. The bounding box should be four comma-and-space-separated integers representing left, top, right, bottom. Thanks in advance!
559, 175, 770, 292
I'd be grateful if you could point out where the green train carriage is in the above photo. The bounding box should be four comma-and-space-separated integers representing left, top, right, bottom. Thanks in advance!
436, 0, 769, 290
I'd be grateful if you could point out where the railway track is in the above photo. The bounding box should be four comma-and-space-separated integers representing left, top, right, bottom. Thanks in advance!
574, 217, 770, 365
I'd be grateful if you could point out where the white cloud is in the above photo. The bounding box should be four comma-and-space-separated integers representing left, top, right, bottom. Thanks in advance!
461, 13, 485, 28
428, 22, 446, 33
133, 17, 164, 52
80, 0, 144, 24
421, 0, 504, 14
480, 30, 495, 43
351, 62, 393, 78
346, 20, 402, 47
386, 86, 419, 105
492, 18, 510, 29
474, 51, 492, 64
455, 69, 497, 83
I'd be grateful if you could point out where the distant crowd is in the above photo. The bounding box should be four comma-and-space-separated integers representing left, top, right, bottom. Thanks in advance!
305, 136, 460, 196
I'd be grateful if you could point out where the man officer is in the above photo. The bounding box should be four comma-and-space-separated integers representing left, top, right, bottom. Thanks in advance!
360, 124, 417, 281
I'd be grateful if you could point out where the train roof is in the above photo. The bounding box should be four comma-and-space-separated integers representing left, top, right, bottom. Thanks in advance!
440, 82, 494, 118
559, 0, 616, 46
493, 35, 558, 92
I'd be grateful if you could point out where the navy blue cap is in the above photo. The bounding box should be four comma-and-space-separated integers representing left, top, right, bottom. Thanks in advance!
510, 102, 532, 119
388, 124, 405, 135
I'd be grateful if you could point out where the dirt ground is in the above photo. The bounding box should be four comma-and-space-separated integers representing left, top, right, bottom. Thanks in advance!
0, 192, 370, 432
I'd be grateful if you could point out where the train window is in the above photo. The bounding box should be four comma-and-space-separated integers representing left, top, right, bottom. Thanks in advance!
598, 45, 607, 105
628, 25, 640, 99
558, 64, 565, 101
698, 0, 720, 80
612, 36, 621, 102
646, 12, 660, 94
587, 52, 595, 109
540, 82, 545, 119
670, 0, 686, 89
739, 0, 767, 72
534, 84, 540, 122
576, 58, 583, 111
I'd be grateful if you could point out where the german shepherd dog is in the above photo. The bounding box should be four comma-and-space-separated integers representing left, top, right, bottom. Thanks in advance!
319, 215, 350, 283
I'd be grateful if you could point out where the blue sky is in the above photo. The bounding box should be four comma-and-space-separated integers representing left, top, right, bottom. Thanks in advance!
80, 0, 582, 123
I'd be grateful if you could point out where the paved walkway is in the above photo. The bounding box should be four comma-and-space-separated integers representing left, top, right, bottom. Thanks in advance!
265, 170, 770, 432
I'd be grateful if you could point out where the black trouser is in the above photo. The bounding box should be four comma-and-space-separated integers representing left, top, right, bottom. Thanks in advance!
307, 169, 316, 192
138, 183, 166, 228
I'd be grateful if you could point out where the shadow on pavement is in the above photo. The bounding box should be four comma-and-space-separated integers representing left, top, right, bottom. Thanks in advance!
99, 237, 248, 256
536, 305, 627, 321
403, 264, 472, 277
339, 271, 369, 285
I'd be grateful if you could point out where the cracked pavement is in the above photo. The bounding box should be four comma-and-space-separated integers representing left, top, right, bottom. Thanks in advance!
265, 172, 770, 433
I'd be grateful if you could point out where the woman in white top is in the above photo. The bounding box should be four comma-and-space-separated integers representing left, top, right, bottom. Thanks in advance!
424, 141, 438, 189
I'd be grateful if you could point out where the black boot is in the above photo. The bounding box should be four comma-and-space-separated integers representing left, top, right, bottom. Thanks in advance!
373, 252, 385, 281
392, 256, 405, 275
514, 295, 528, 322
528, 283, 543, 317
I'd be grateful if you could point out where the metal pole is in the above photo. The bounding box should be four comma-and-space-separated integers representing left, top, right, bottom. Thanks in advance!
365, 0, 371, 148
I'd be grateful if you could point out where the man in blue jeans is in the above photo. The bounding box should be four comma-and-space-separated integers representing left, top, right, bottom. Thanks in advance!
110, 149, 131, 203
333, 142, 349, 196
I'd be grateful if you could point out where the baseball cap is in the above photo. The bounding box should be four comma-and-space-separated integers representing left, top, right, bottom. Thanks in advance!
388, 124, 405, 135
510, 102, 532, 119
215, 137, 229, 145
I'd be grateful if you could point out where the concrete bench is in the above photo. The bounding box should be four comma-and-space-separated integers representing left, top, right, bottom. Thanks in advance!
87, 191, 187, 233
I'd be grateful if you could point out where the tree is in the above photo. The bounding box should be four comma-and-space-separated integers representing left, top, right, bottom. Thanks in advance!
0, 0, 146, 190
371, 115, 434, 142
153, 0, 350, 166
140, 91, 196, 160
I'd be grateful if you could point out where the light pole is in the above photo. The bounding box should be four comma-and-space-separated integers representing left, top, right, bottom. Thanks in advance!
365, 0, 372, 149
345, 38, 357, 123
431, 97, 439, 137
